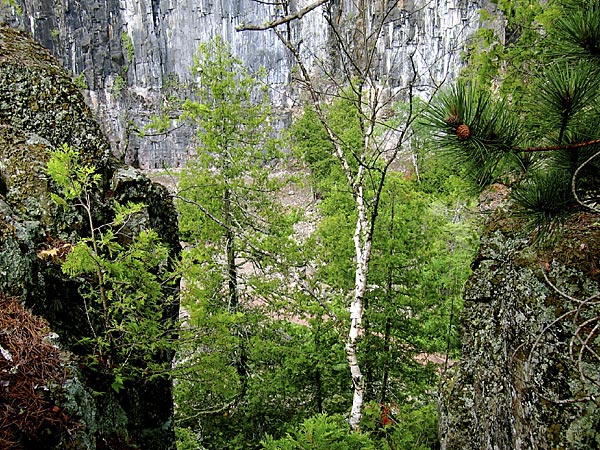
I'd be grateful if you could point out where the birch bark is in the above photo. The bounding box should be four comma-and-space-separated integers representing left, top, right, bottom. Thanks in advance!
347, 180, 373, 430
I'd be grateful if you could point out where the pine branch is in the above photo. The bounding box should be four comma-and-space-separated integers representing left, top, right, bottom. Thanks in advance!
517, 137, 600, 152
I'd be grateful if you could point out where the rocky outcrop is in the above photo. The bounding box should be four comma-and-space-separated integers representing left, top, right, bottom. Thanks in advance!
0, 26, 179, 449
439, 206, 600, 449
1, 0, 489, 168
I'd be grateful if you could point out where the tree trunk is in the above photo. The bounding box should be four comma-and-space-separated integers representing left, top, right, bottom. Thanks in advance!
223, 188, 238, 310
380, 316, 392, 404
314, 319, 324, 414
347, 183, 372, 431
381, 194, 395, 403
223, 187, 247, 398
363, 295, 374, 402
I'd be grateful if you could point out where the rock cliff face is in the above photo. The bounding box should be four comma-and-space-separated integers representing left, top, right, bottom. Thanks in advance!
439, 204, 600, 449
1, 0, 489, 168
0, 26, 179, 449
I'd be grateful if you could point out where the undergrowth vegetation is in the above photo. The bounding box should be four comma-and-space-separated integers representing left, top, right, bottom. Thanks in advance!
171, 37, 478, 450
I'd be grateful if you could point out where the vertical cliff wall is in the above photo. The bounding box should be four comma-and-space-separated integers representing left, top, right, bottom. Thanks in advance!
1, 0, 489, 169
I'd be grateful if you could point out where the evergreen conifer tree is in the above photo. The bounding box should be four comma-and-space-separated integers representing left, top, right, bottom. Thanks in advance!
423, 0, 600, 239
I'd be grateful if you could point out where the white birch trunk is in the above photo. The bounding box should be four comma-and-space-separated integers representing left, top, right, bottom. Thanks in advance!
347, 179, 372, 431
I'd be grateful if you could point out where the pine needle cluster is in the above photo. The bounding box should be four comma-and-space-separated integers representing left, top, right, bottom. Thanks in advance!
422, 0, 600, 239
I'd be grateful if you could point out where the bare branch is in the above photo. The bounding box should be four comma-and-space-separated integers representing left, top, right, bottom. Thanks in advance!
236, 0, 329, 31
572, 148, 600, 213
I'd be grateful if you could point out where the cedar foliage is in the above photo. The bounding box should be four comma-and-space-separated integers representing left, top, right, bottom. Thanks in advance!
46, 144, 176, 390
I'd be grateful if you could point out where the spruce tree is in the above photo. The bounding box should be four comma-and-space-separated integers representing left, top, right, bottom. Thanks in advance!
174, 36, 305, 448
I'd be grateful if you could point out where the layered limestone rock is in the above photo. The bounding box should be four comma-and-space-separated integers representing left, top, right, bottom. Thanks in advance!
439, 204, 600, 449
0, 26, 179, 449
1, 0, 490, 168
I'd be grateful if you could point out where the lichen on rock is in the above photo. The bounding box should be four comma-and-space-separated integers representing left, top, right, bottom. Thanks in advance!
0, 25, 179, 449
440, 209, 600, 449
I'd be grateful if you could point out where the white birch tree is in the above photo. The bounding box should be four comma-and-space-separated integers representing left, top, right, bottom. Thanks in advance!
240, 0, 428, 430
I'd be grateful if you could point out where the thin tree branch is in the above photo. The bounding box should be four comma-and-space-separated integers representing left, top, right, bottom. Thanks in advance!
572, 148, 600, 212
236, 0, 329, 31
515, 137, 600, 152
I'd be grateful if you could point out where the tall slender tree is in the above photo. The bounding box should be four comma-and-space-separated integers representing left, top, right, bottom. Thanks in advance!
174, 36, 309, 448
176, 33, 294, 404
240, 1, 429, 429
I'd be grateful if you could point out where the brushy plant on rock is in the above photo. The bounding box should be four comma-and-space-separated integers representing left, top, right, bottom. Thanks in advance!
45, 143, 177, 392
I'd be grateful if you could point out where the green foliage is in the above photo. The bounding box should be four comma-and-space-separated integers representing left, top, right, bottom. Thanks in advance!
362, 401, 439, 450
173, 33, 477, 450
111, 74, 126, 97
460, 0, 559, 100
425, 0, 600, 239
142, 114, 173, 136
175, 427, 201, 450
262, 414, 375, 450
176, 35, 296, 296
121, 31, 134, 63
422, 81, 520, 188
291, 90, 372, 199
72, 73, 88, 90
550, 1, 600, 63
291, 108, 339, 191
174, 36, 312, 448
0, 0, 22, 15
460, 27, 504, 89
528, 62, 600, 144
290, 95, 476, 445
46, 144, 175, 388
314, 168, 474, 401
385, 402, 438, 450
47, 143, 101, 202
511, 169, 573, 238
175, 315, 351, 449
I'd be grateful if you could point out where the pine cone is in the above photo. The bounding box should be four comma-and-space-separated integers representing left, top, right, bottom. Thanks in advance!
445, 114, 460, 126
456, 124, 471, 141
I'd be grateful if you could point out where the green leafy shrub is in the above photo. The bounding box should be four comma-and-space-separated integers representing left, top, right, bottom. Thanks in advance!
46, 143, 176, 390
72, 73, 88, 90
262, 414, 375, 450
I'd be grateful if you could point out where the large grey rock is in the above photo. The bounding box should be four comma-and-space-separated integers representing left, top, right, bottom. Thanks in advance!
2, 0, 490, 168
0, 26, 179, 449
440, 208, 600, 449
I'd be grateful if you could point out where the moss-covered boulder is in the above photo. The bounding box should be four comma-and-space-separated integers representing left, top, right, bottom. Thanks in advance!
0, 26, 179, 449
439, 207, 600, 449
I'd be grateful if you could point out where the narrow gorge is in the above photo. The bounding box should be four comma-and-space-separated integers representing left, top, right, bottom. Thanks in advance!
1, 1, 599, 449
